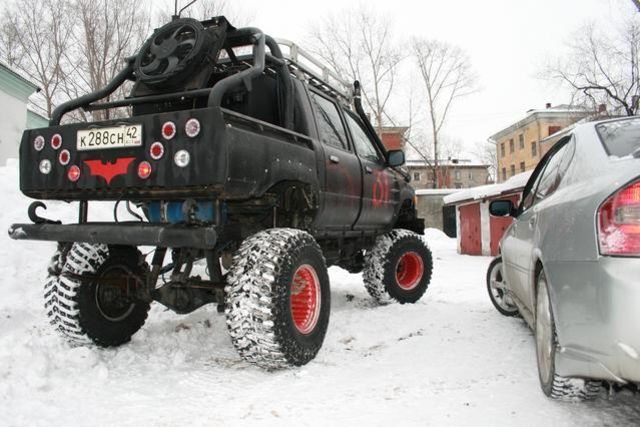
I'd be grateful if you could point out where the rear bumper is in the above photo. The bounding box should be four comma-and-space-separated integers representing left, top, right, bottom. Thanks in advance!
8, 222, 218, 249
546, 258, 640, 383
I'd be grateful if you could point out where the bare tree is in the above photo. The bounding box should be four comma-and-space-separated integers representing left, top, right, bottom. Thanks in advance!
0, 0, 73, 117
308, 6, 401, 134
155, 0, 253, 28
411, 38, 476, 188
67, 0, 150, 120
473, 140, 497, 183
547, 17, 640, 116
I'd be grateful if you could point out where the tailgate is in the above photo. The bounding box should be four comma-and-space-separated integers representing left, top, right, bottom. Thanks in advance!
20, 108, 228, 200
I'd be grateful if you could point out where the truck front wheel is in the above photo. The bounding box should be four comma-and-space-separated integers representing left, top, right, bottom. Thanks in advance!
225, 228, 330, 369
363, 229, 433, 304
44, 243, 150, 347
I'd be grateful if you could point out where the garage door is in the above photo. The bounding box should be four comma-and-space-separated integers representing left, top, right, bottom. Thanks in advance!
459, 203, 481, 255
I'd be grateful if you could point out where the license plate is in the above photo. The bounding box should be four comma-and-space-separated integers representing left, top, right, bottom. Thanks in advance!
77, 125, 142, 151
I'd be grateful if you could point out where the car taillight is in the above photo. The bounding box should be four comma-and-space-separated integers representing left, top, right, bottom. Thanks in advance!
67, 165, 81, 182
59, 149, 70, 166
162, 121, 176, 140
150, 142, 164, 160
598, 179, 640, 256
51, 134, 62, 150
185, 118, 200, 138
34, 136, 45, 151
138, 161, 152, 179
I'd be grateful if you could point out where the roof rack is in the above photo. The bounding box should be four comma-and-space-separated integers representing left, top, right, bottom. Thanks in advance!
274, 38, 353, 105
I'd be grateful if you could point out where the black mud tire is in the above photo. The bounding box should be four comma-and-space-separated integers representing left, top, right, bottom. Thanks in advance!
225, 228, 330, 369
44, 243, 150, 347
363, 229, 433, 305
535, 270, 601, 400
486, 257, 519, 317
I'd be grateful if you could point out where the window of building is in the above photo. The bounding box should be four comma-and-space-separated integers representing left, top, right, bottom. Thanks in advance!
520, 161, 525, 172
509, 139, 514, 153
413, 172, 421, 181
502, 167, 507, 181
519, 134, 524, 149
454, 183, 463, 189
510, 164, 515, 176
454, 170, 461, 180
468, 171, 473, 180
531, 141, 537, 157
548, 126, 561, 136
500, 142, 505, 157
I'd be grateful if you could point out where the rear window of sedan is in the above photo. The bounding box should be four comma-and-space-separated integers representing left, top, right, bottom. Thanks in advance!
596, 118, 640, 157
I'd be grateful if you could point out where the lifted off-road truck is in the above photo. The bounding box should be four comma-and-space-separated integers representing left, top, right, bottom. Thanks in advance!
9, 15, 432, 368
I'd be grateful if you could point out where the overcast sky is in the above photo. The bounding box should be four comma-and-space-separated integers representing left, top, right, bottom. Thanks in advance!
199, 0, 631, 158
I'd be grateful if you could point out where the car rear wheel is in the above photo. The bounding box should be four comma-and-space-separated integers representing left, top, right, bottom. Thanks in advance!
486, 257, 519, 316
225, 228, 330, 369
44, 243, 150, 347
535, 270, 601, 400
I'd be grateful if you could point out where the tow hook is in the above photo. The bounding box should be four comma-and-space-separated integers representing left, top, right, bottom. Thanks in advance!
28, 201, 62, 225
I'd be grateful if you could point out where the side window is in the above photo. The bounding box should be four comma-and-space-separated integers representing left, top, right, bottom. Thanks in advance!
535, 138, 574, 201
344, 112, 382, 162
521, 136, 573, 211
309, 92, 349, 150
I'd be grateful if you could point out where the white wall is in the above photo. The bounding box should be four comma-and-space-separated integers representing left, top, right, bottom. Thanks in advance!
0, 92, 27, 165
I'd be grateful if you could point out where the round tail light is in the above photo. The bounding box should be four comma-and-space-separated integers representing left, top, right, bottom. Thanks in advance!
138, 161, 152, 179
59, 149, 70, 166
51, 134, 62, 150
39, 159, 51, 174
34, 136, 45, 151
174, 150, 190, 167
68, 165, 81, 182
150, 142, 164, 160
185, 118, 201, 138
162, 121, 176, 140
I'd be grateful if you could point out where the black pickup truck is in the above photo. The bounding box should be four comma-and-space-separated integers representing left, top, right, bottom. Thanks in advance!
9, 16, 432, 369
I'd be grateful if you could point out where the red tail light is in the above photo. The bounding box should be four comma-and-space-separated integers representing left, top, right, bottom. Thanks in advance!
138, 161, 152, 179
68, 165, 81, 182
59, 149, 70, 166
150, 142, 164, 160
598, 179, 640, 256
162, 121, 176, 140
51, 134, 62, 150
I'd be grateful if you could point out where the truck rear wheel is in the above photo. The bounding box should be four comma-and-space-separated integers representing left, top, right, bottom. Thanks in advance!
44, 243, 150, 347
225, 228, 330, 369
363, 229, 432, 304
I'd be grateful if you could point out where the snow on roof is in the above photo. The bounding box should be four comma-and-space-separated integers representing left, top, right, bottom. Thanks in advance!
405, 159, 488, 168
415, 188, 458, 196
443, 171, 532, 205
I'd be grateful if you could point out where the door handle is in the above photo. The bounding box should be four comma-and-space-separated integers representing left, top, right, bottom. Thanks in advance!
529, 216, 536, 229
365, 166, 373, 174
329, 155, 340, 164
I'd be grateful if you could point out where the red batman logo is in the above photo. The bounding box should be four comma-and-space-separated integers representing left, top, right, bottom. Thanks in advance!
83, 157, 135, 185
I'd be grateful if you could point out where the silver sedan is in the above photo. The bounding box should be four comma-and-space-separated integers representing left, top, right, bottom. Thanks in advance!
487, 116, 640, 400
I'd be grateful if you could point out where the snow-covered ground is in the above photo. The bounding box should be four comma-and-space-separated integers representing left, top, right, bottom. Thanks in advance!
0, 161, 638, 426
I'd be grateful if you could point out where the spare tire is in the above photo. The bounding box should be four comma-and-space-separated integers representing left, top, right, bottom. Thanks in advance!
134, 18, 212, 88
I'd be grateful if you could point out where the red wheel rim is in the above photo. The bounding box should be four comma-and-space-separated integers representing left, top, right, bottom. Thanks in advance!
290, 264, 321, 335
396, 251, 424, 290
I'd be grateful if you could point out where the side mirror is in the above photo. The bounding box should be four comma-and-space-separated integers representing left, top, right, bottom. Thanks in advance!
489, 200, 516, 217
387, 150, 405, 167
